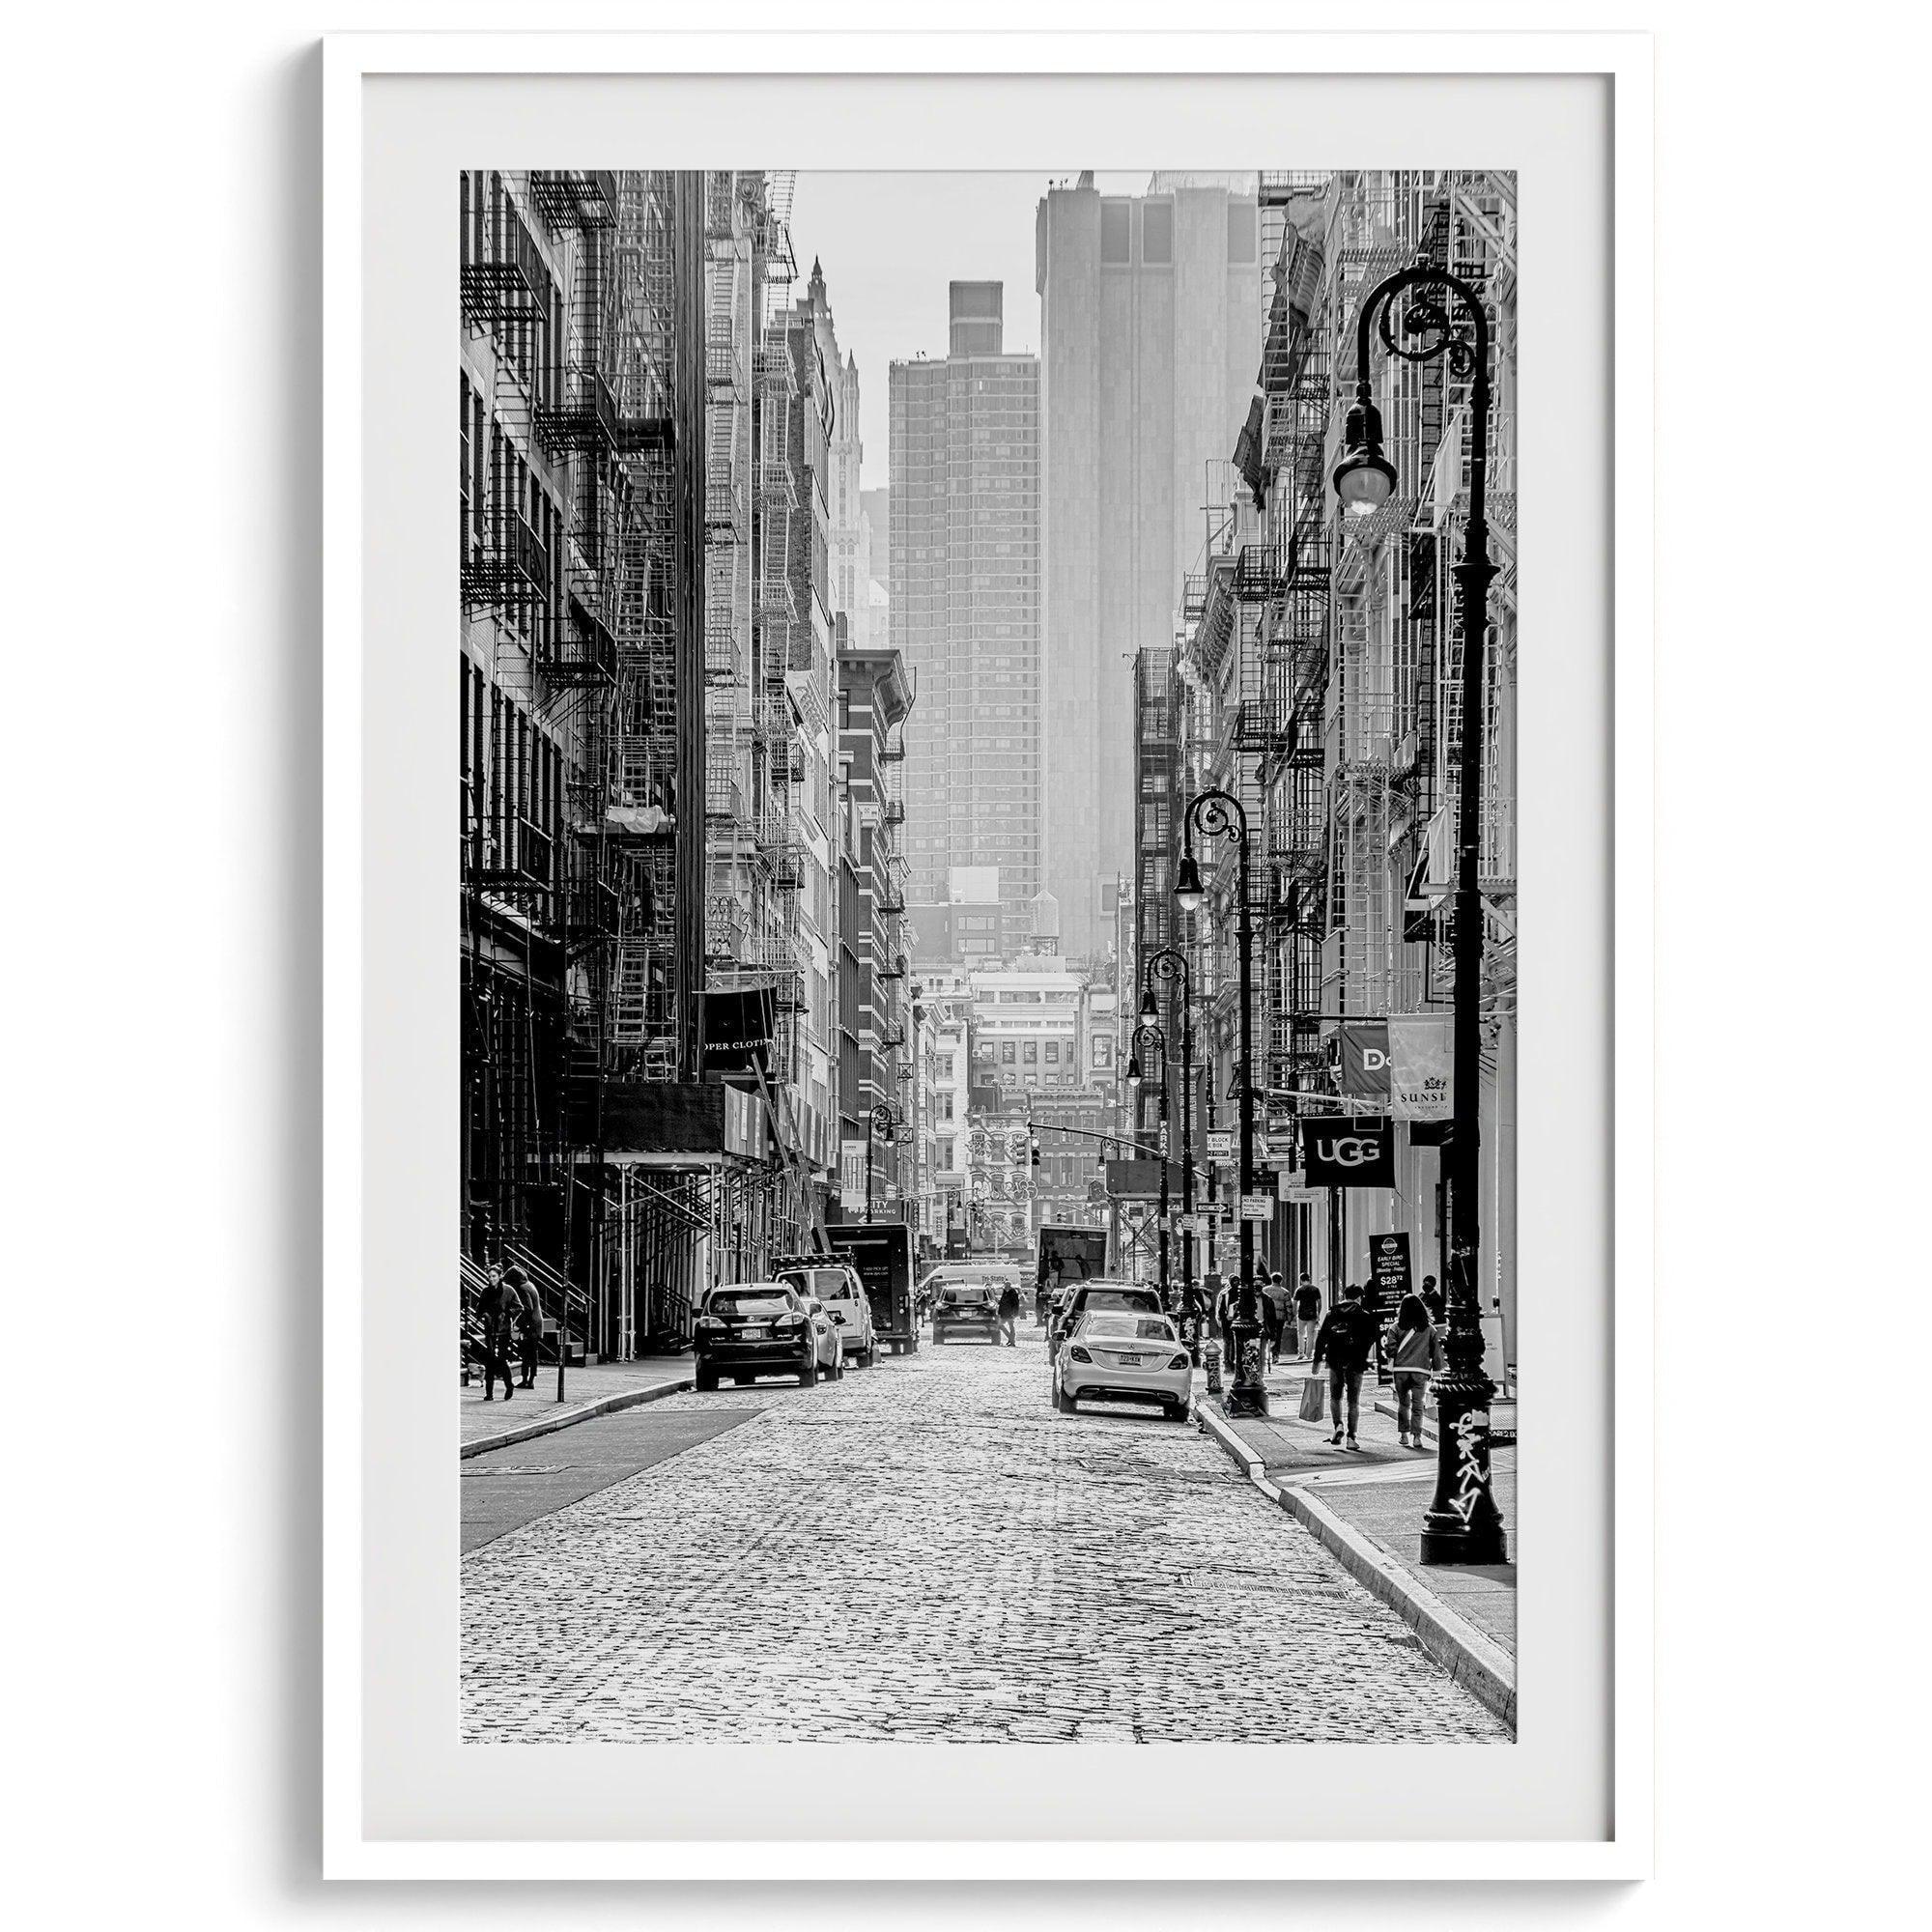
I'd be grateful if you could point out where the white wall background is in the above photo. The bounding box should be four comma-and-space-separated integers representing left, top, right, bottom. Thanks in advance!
6, 0, 1921, 1921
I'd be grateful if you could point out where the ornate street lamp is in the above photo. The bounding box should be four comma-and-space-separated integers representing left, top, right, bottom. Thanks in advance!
1179, 788, 1265, 1418
1128, 1020, 1168, 1297
1332, 254, 1506, 1566
1142, 946, 1195, 1321
864, 1100, 898, 1227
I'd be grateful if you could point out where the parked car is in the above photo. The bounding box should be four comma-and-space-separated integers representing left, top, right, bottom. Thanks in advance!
694, 1282, 842, 1390
931, 1282, 1003, 1346
774, 1256, 877, 1366
1054, 1310, 1192, 1420
1047, 1279, 1166, 1354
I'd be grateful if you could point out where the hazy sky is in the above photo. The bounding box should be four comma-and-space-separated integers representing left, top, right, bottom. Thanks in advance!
787, 172, 1149, 494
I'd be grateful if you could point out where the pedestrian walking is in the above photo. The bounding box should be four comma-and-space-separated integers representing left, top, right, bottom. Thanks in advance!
1388, 1291, 1444, 1449
1262, 1271, 1291, 1369
997, 1281, 1020, 1348
1420, 1273, 1446, 1323
1209, 1272, 1236, 1367
506, 1264, 543, 1389
1293, 1273, 1322, 1359
1309, 1282, 1383, 1450
474, 1265, 520, 1404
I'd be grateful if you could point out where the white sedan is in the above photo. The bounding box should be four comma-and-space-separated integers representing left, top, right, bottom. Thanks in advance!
1052, 1310, 1193, 1422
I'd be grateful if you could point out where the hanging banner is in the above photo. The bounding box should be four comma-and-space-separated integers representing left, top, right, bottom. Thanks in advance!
699, 985, 777, 1078
1301, 1114, 1396, 1189
1337, 1020, 1392, 1101
1388, 1015, 1453, 1121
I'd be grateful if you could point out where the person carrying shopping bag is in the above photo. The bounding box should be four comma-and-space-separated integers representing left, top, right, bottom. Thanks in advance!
1309, 1283, 1382, 1450
1387, 1291, 1444, 1449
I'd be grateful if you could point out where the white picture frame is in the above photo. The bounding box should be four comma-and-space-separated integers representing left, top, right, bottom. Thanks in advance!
324, 27, 1653, 1879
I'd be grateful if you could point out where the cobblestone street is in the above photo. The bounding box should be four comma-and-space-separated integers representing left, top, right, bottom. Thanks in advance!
461, 1328, 1508, 1744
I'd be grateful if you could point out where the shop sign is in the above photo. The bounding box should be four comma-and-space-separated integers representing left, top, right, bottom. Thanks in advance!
1300, 1114, 1396, 1189
700, 985, 777, 1077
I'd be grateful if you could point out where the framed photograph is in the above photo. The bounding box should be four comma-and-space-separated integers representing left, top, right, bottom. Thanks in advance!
324, 28, 1652, 1878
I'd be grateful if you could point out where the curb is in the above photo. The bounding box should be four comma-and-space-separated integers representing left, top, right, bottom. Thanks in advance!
1196, 1403, 1517, 1730
460, 1374, 695, 1460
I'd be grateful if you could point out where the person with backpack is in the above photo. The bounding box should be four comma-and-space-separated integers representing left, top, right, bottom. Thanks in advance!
504, 1264, 543, 1389
1388, 1291, 1445, 1449
1293, 1274, 1322, 1359
1309, 1282, 1383, 1449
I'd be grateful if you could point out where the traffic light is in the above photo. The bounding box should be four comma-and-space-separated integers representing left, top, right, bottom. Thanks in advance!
1030, 1139, 1041, 1168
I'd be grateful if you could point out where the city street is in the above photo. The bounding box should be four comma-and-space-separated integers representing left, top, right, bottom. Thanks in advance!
461, 1325, 1508, 1743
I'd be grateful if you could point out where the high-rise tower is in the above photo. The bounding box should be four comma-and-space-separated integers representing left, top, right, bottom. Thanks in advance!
889, 282, 1042, 955
1037, 175, 1263, 958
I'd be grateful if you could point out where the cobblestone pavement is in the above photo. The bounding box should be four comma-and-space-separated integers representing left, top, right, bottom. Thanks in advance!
461, 1328, 1509, 1743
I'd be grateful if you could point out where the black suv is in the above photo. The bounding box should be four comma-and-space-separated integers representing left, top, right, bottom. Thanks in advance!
931, 1283, 1002, 1345
694, 1282, 841, 1389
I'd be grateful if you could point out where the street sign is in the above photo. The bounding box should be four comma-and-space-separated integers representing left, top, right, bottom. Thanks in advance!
1240, 1194, 1273, 1221
1206, 1129, 1233, 1159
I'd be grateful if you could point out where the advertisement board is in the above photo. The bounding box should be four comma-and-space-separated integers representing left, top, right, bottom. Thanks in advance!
1369, 1230, 1413, 1306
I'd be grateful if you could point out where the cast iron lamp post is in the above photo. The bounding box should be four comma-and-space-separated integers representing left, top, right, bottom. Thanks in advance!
1331, 254, 1507, 1565
1175, 789, 1266, 1419
1141, 950, 1195, 1321
864, 1101, 898, 1227
1125, 1021, 1169, 1298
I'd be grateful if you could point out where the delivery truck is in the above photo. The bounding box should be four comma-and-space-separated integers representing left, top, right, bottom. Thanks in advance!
1035, 1225, 1109, 1323
823, 1221, 919, 1355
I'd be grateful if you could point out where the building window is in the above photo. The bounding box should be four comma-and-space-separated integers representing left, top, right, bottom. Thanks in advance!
1044, 1041, 1060, 1064
1228, 201, 1257, 264
1101, 200, 1131, 265
1023, 1042, 1038, 1065
1142, 200, 1174, 265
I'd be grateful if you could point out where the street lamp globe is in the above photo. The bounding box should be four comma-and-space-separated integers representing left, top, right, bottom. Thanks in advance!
1332, 398, 1398, 517
1138, 985, 1159, 1020
1174, 852, 1206, 916
1125, 1055, 1143, 1089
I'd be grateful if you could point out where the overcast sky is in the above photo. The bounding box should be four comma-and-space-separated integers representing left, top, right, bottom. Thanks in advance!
787, 172, 1149, 494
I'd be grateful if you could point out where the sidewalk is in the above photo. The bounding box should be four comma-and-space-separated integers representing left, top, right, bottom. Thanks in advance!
460, 1355, 695, 1457
1197, 1350, 1518, 1728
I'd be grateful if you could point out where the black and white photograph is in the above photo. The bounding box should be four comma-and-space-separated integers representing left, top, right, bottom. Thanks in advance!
457, 166, 1520, 1746
49, 0, 1932, 1910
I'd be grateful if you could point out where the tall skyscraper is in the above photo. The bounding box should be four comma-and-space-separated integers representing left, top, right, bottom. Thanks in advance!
1036, 174, 1263, 958
890, 282, 1042, 954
